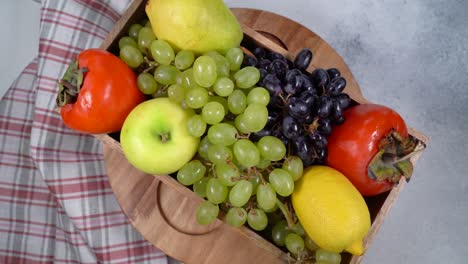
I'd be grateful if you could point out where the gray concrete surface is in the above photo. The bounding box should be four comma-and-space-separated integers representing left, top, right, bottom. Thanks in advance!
225, 0, 468, 263
1, 0, 467, 263
0, 1, 40, 99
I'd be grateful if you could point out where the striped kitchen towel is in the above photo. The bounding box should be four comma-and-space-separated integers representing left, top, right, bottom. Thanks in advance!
0, 0, 168, 263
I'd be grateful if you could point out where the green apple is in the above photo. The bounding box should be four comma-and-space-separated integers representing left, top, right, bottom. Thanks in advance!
120, 98, 200, 175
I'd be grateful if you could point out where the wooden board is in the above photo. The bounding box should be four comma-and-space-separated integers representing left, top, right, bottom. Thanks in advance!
96, 1, 429, 264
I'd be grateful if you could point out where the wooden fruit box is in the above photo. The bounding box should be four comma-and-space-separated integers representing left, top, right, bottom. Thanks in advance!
93, 0, 429, 263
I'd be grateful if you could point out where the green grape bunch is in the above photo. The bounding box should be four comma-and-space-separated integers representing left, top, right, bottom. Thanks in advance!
117, 21, 321, 261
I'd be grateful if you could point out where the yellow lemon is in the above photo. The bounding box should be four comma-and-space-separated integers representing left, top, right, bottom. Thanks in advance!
291, 166, 371, 255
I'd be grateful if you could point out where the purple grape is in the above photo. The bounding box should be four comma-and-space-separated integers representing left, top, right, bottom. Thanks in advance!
333, 115, 345, 125
317, 118, 332, 136
310, 132, 328, 149
283, 75, 303, 95
268, 59, 289, 79
243, 55, 258, 67
311, 69, 329, 87
268, 52, 287, 63
327, 68, 341, 79
298, 91, 317, 107
294, 48, 313, 70
266, 111, 281, 128
253, 47, 266, 59
257, 58, 271, 70
285, 69, 302, 84
335, 93, 351, 109
250, 129, 272, 141
282, 115, 301, 139
317, 148, 328, 163
331, 99, 344, 122
262, 74, 282, 96
259, 68, 268, 80
303, 114, 314, 125
317, 96, 333, 118
327, 76, 346, 96
287, 97, 310, 119
291, 136, 312, 162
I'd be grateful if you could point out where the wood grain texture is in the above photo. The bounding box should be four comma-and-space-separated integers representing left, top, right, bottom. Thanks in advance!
97, 2, 429, 264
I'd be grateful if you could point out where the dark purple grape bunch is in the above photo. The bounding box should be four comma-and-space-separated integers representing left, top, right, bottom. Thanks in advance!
243, 47, 352, 166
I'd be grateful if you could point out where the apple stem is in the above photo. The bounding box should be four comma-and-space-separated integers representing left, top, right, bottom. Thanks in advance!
159, 133, 170, 142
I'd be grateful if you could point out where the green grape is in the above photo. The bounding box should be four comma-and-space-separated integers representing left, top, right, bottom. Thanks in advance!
240, 103, 268, 133
249, 174, 261, 195
128, 23, 143, 39
227, 90, 247, 114
187, 115, 206, 137
137, 27, 156, 53
193, 177, 210, 198
196, 201, 219, 225
143, 19, 151, 28
137, 72, 158, 95
247, 87, 270, 106
285, 233, 305, 255
185, 87, 209, 109
120, 45, 143, 68
198, 136, 212, 160
256, 183, 276, 211
225, 47, 244, 71
150, 39, 175, 65
225, 207, 247, 227
233, 139, 260, 168
175, 50, 195, 70
202, 101, 225, 125
315, 249, 342, 264
234, 66, 261, 89
207, 123, 238, 146
292, 222, 306, 237
193, 56, 217, 88
154, 65, 179, 85
209, 96, 229, 113
213, 77, 234, 97
118, 36, 138, 49
264, 203, 278, 213
282, 156, 304, 181
257, 136, 286, 161
176, 68, 200, 89
176, 160, 206, 186
257, 159, 271, 170
247, 208, 268, 231
269, 169, 294, 197
216, 162, 239, 186
208, 145, 232, 165
272, 220, 291, 247
304, 236, 320, 251
229, 180, 253, 207
234, 115, 250, 134
205, 51, 230, 77
206, 178, 228, 204
167, 84, 186, 103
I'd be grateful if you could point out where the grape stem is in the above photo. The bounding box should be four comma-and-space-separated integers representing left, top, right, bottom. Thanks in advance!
306, 118, 319, 134
253, 168, 267, 185
276, 198, 295, 229
141, 56, 159, 73
278, 92, 290, 105
235, 133, 251, 139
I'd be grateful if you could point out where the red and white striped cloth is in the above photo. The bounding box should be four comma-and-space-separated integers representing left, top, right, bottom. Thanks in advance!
0, 1, 169, 263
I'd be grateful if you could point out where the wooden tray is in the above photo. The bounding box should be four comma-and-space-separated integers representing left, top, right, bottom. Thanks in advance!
95, 1, 429, 263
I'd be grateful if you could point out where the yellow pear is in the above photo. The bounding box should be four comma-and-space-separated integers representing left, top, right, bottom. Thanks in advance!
146, 0, 243, 54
